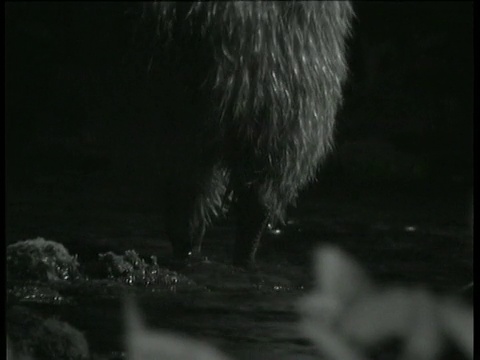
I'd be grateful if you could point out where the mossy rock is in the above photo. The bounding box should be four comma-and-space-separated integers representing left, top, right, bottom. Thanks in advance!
7, 238, 81, 282
7, 306, 89, 360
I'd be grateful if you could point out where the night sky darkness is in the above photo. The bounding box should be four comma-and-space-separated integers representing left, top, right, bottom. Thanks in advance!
5, 2, 473, 204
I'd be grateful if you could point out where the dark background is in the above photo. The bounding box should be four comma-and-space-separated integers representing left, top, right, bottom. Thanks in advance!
5, 5, 473, 359
5, 1, 473, 217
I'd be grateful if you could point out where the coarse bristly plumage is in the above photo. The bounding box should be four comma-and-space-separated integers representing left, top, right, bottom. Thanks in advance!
150, 1, 354, 227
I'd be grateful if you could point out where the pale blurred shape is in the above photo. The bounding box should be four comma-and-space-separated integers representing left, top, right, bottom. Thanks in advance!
439, 298, 473, 359
298, 246, 473, 360
124, 296, 232, 360
7, 337, 33, 360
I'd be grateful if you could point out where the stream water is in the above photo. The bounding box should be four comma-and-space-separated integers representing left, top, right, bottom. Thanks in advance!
6, 184, 473, 359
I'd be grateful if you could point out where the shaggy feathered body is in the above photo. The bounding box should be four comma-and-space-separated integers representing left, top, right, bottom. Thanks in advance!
149, 1, 353, 263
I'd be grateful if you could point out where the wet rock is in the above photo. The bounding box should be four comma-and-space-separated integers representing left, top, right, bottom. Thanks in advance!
7, 238, 81, 282
7, 284, 64, 304
96, 250, 194, 288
